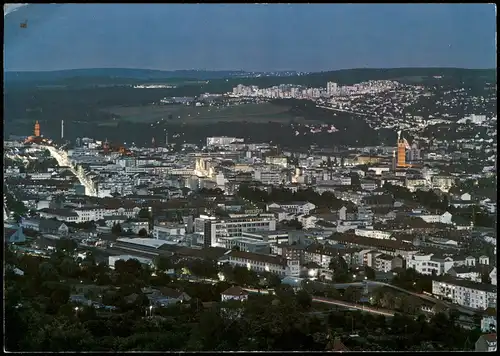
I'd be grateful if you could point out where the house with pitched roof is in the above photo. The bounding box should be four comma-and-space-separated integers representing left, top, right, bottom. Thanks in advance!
475, 333, 497, 352
221, 286, 249, 302
4, 226, 26, 244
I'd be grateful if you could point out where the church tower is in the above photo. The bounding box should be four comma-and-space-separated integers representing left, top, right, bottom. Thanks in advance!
34, 121, 41, 137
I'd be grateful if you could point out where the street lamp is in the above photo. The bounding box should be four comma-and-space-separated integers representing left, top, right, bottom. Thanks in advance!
74, 306, 79, 316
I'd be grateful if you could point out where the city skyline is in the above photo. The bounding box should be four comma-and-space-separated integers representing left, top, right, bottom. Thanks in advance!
4, 4, 497, 72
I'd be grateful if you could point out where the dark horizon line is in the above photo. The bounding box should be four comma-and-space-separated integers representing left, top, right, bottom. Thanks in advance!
4, 65, 496, 74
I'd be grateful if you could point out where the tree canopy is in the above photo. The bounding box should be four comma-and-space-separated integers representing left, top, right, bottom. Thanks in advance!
5, 247, 484, 352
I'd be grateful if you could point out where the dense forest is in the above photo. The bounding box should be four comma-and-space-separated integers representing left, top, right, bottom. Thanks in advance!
5, 67, 496, 90
3, 97, 395, 149
4, 67, 494, 148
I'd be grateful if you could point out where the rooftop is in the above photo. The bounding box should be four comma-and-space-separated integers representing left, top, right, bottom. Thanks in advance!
481, 333, 497, 343
433, 276, 497, 293
116, 237, 169, 249
222, 286, 249, 297
226, 250, 287, 267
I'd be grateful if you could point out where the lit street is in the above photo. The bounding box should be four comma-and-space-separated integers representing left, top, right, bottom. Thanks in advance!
45, 145, 97, 196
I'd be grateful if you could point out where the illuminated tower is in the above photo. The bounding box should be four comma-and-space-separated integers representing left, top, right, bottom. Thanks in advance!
396, 130, 407, 167
397, 140, 406, 167
152, 137, 156, 149
34, 121, 40, 137
61, 120, 64, 140
165, 131, 168, 146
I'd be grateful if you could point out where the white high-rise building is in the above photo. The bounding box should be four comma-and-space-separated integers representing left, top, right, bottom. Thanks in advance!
327, 82, 338, 96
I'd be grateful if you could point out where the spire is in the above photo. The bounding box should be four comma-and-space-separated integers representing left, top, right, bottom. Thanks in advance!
103, 138, 110, 154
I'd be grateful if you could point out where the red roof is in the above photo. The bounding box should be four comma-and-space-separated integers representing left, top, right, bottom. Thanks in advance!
483, 333, 497, 343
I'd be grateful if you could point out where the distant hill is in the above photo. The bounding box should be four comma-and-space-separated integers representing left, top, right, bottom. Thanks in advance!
222, 67, 496, 88
158, 67, 496, 97
5, 67, 495, 90
4, 68, 251, 84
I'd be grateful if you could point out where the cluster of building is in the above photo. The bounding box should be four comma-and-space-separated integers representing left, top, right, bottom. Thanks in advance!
230, 79, 496, 173
3, 120, 497, 327
231, 80, 399, 100
4, 72, 497, 351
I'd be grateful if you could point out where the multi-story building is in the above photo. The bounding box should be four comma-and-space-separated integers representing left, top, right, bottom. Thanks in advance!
253, 169, 284, 185
197, 214, 276, 247
304, 243, 343, 269
153, 223, 186, 240
356, 206, 374, 221
265, 156, 288, 168
336, 220, 372, 233
297, 214, 317, 229
242, 230, 289, 244
222, 237, 270, 254
405, 177, 428, 192
121, 219, 150, 235
38, 208, 80, 223
355, 228, 392, 240
220, 250, 300, 277
358, 250, 381, 268
432, 278, 497, 310
447, 265, 497, 286
406, 252, 453, 275
375, 254, 404, 273
276, 243, 306, 264
206, 137, 244, 147
73, 206, 141, 223
108, 254, 154, 269
481, 315, 497, 333
267, 201, 316, 215
327, 82, 338, 96
431, 175, 456, 192
329, 232, 417, 259
360, 180, 377, 191
410, 211, 453, 225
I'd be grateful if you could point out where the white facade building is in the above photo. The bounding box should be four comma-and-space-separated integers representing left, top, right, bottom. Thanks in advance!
406, 253, 455, 276
432, 278, 497, 310
197, 214, 277, 247
253, 169, 283, 185
267, 202, 316, 215
417, 211, 453, 225
153, 224, 186, 239
355, 228, 392, 240
297, 214, 318, 229
221, 250, 300, 277
108, 254, 154, 269
221, 286, 249, 303
206, 137, 244, 147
